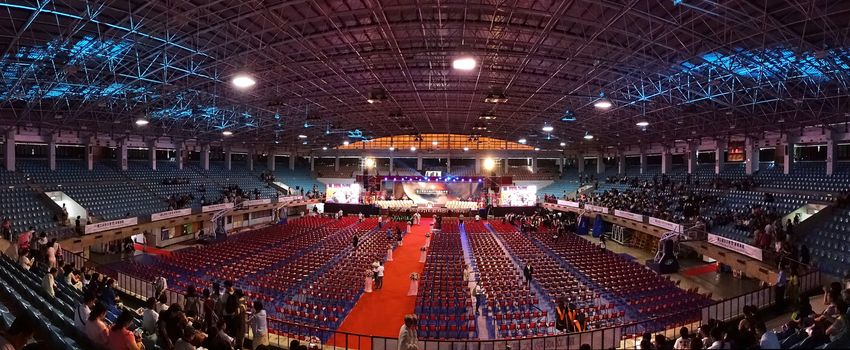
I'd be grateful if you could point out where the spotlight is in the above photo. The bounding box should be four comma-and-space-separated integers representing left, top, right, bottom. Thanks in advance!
222, 130, 233, 136
432, 141, 438, 146
410, 146, 417, 151
584, 132, 594, 140
343, 141, 350, 146
560, 142, 566, 147
322, 146, 328, 150
389, 146, 395, 151
232, 74, 256, 88
452, 57, 477, 70
518, 138, 527, 144
463, 147, 469, 151
364, 158, 376, 168
483, 158, 495, 171
542, 125, 554, 132
534, 148, 540, 151
135, 117, 149, 126
636, 121, 649, 127
298, 134, 307, 139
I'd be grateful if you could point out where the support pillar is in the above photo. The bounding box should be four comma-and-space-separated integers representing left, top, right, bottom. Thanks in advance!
502, 158, 508, 174
639, 151, 646, 174
687, 143, 697, 174
826, 138, 835, 176
558, 157, 564, 174
225, 148, 232, 170
201, 144, 210, 171
119, 140, 128, 171
4, 129, 14, 172
267, 153, 276, 172
417, 156, 423, 170
745, 137, 760, 175
85, 139, 94, 171
577, 155, 585, 174
661, 148, 672, 174
176, 142, 184, 170
148, 139, 157, 171
310, 156, 315, 171
289, 154, 296, 170
247, 150, 254, 171
334, 156, 340, 172
715, 140, 725, 175
475, 157, 481, 174
447, 157, 452, 174
48, 135, 56, 171
618, 153, 626, 175
531, 157, 537, 173
389, 156, 394, 173
596, 155, 605, 174
783, 143, 793, 175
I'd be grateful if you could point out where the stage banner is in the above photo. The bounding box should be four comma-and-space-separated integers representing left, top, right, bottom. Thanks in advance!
500, 185, 538, 207
391, 181, 482, 205
649, 217, 683, 233
325, 183, 361, 204
614, 210, 644, 222
557, 200, 580, 208
708, 234, 763, 261
584, 204, 609, 214
85, 217, 138, 234
150, 208, 192, 222
202, 203, 234, 213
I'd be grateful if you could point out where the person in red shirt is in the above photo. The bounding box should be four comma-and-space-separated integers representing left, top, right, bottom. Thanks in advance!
107, 311, 143, 350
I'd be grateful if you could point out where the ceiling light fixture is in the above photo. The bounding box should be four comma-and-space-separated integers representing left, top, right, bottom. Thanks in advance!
298, 134, 307, 139
410, 146, 417, 151
463, 147, 469, 151
222, 130, 233, 136
560, 142, 566, 147
432, 141, 438, 146
534, 147, 540, 151
542, 125, 554, 132
389, 146, 395, 151
322, 146, 328, 150
584, 132, 594, 140
232, 74, 256, 89
135, 117, 149, 126
452, 57, 477, 70
594, 93, 612, 109
518, 138, 527, 144
343, 140, 350, 146
636, 121, 649, 127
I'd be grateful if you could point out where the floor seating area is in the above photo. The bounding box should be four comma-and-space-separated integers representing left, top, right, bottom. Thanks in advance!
415, 227, 476, 339
463, 221, 546, 338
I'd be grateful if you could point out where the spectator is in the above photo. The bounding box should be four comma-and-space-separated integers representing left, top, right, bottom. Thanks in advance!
755, 321, 780, 349
398, 314, 419, 350
249, 301, 269, 349
0, 313, 35, 349
207, 319, 234, 350
99, 278, 118, 307
107, 310, 144, 350
639, 332, 654, 350
674, 327, 692, 349
41, 267, 57, 298
184, 286, 202, 325
74, 292, 97, 332
142, 297, 160, 335
84, 303, 110, 347
706, 327, 730, 349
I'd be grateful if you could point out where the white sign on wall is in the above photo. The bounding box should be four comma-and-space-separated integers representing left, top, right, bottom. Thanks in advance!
557, 200, 580, 208
708, 234, 764, 261
202, 203, 235, 213
150, 208, 192, 222
584, 204, 609, 214
85, 217, 138, 234
648, 217, 683, 233
614, 210, 644, 222
243, 198, 272, 207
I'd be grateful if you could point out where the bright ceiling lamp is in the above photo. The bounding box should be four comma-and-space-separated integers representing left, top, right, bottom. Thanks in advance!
432, 141, 438, 146
559, 142, 566, 147
364, 158, 376, 168
410, 146, 417, 151
463, 147, 469, 151
298, 134, 308, 139
231, 74, 256, 89
222, 130, 233, 136
452, 56, 477, 70
389, 146, 395, 151
322, 146, 328, 150
343, 140, 350, 146
134, 116, 149, 126
534, 147, 540, 151
483, 158, 496, 171
584, 132, 594, 140
542, 124, 554, 132
594, 93, 612, 109
636, 121, 649, 127
518, 138, 527, 144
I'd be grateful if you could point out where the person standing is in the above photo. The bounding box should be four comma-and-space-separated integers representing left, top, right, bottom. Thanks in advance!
523, 264, 534, 286
352, 234, 359, 250
46, 238, 58, 268
397, 314, 419, 350
249, 301, 269, 349
154, 275, 168, 300
42, 267, 57, 298
376, 262, 385, 290
473, 284, 486, 315
775, 265, 788, 310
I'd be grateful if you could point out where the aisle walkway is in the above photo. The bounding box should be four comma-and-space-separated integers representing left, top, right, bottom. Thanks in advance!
331, 218, 431, 348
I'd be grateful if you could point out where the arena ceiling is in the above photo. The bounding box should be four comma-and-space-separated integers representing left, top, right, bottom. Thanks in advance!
1, 0, 849, 150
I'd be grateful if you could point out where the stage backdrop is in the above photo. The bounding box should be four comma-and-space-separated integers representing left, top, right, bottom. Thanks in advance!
325, 183, 361, 204
500, 185, 537, 206
387, 181, 482, 205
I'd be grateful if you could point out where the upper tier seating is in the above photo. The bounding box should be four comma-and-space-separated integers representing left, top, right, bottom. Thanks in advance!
804, 207, 850, 276
18, 158, 127, 184
125, 160, 207, 208
0, 187, 60, 234
274, 165, 323, 197
190, 162, 279, 199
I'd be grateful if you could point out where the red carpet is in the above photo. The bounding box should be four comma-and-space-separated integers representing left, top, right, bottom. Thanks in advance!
329, 218, 430, 348
681, 263, 717, 276
133, 243, 172, 256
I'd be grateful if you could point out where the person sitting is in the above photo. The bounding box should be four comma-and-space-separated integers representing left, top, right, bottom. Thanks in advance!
84, 303, 110, 347
107, 310, 144, 350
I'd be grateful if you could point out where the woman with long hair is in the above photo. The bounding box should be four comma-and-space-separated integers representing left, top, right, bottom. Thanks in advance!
107, 310, 144, 350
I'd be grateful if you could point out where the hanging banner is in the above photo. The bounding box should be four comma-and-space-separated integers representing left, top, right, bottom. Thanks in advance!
557, 200, 580, 208
243, 198, 272, 207
649, 217, 684, 233
584, 204, 609, 214
708, 234, 763, 261
202, 203, 235, 213
150, 208, 192, 222
85, 217, 138, 234
614, 210, 644, 222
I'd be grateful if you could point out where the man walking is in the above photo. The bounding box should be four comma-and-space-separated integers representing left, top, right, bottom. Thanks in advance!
376, 261, 385, 289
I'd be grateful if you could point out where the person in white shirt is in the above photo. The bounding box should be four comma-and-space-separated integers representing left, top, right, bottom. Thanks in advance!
756, 321, 781, 349
707, 327, 731, 349
376, 262, 385, 290
19, 251, 33, 271
250, 301, 269, 349
75, 293, 96, 332
42, 267, 58, 298
673, 327, 691, 350
142, 297, 160, 335
398, 314, 419, 350
154, 275, 168, 298
0, 313, 35, 350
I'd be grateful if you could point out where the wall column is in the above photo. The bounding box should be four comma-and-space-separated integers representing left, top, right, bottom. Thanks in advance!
48, 134, 57, 171
618, 152, 626, 175
782, 133, 793, 175
661, 148, 672, 174
289, 154, 296, 170
119, 140, 128, 171
687, 142, 697, 174
826, 138, 835, 176
715, 139, 725, 175
531, 156, 537, 173
389, 156, 394, 173
85, 138, 94, 171
577, 154, 585, 174
639, 151, 646, 174
745, 137, 760, 175
267, 152, 276, 172
201, 144, 210, 171
310, 156, 315, 171
596, 155, 605, 174
417, 156, 423, 170
475, 157, 481, 174
334, 156, 340, 172
176, 142, 184, 170
502, 158, 509, 174
447, 157, 452, 174
246, 149, 254, 171
558, 157, 564, 174
148, 139, 157, 170
225, 148, 232, 170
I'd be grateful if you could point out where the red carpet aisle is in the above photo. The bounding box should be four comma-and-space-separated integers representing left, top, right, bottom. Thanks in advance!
330, 218, 431, 348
